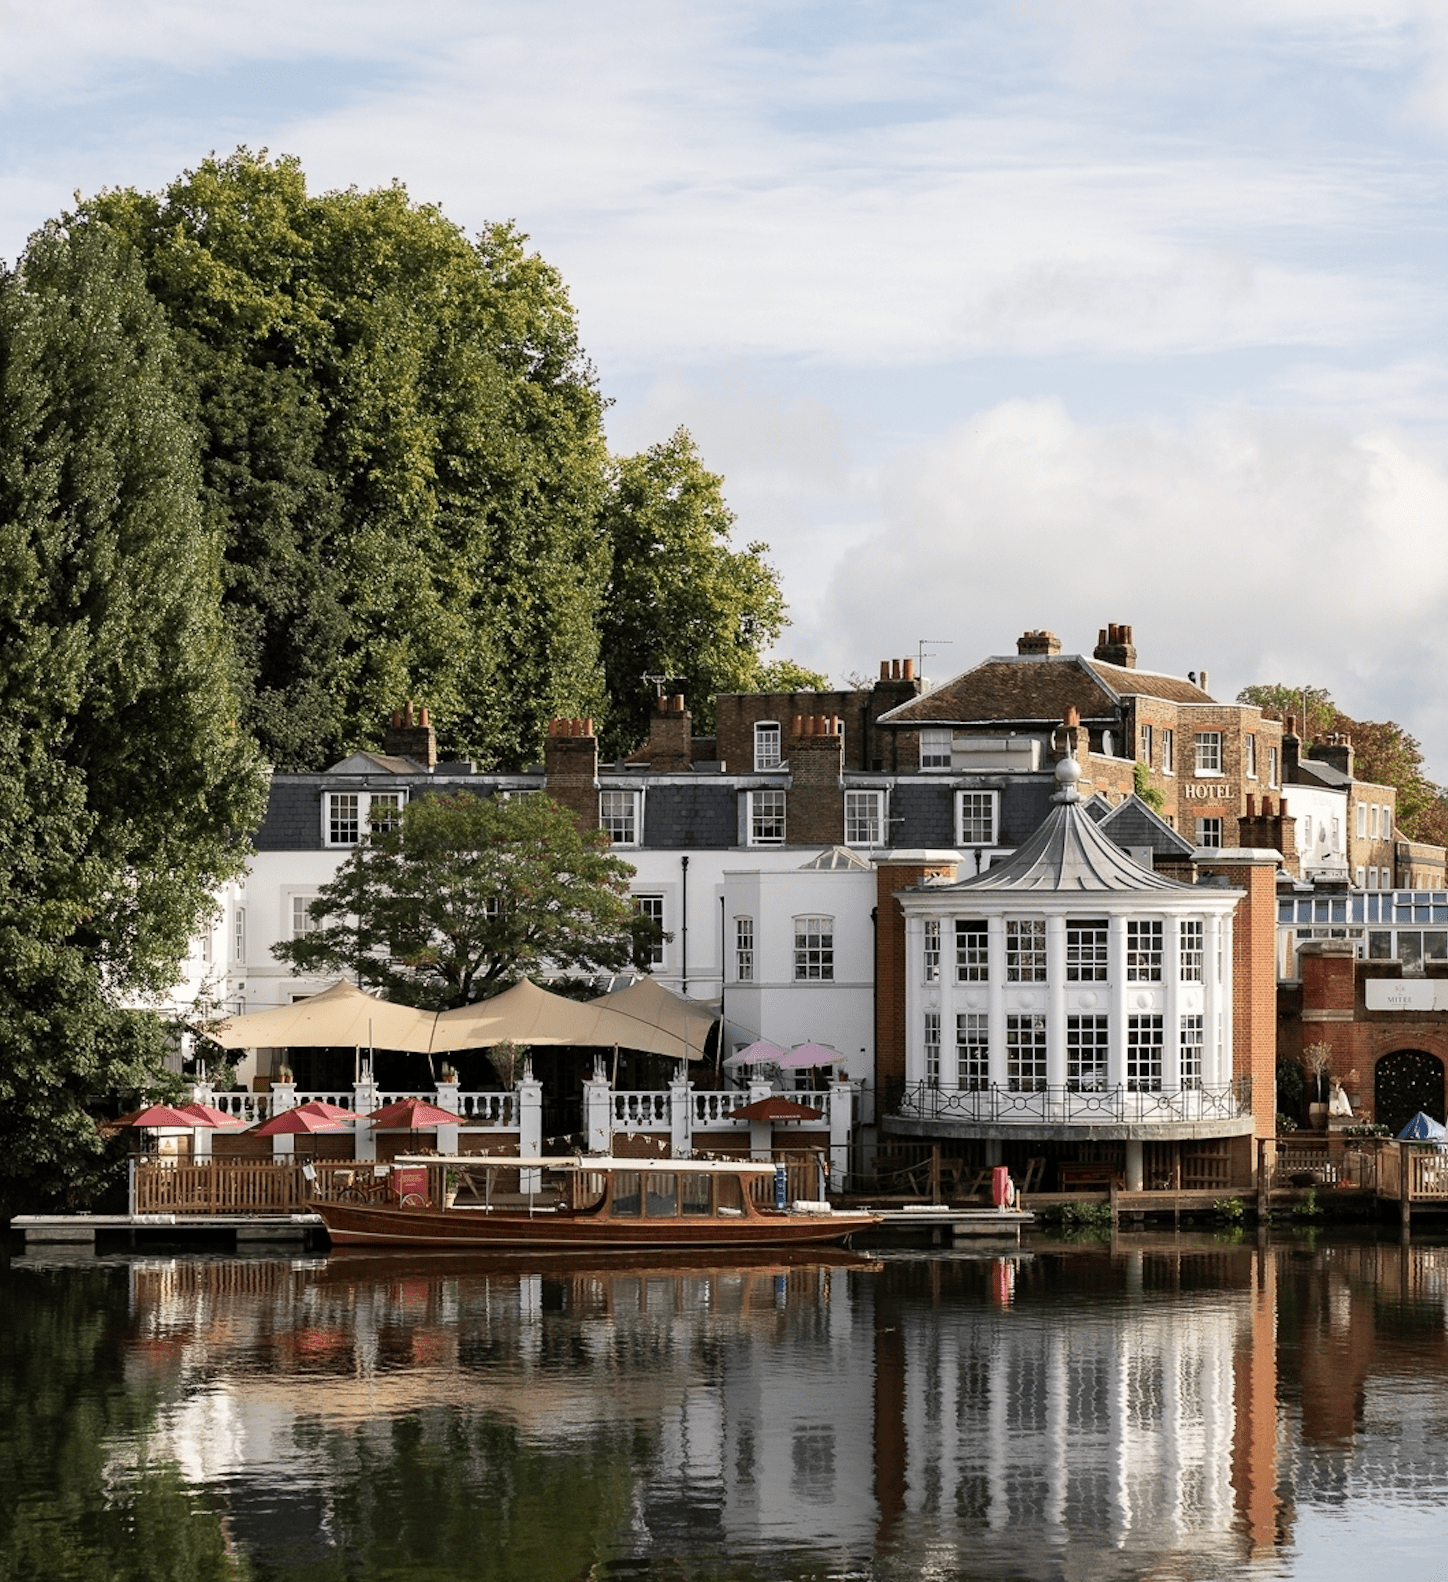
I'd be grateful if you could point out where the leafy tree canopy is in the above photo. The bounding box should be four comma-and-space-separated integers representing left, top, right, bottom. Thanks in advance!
598, 428, 804, 758
0, 220, 266, 1216
272, 792, 662, 1010
1237, 683, 1448, 845
82, 149, 611, 772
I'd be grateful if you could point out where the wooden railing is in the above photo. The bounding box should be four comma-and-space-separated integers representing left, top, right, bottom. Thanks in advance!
134, 1159, 370, 1215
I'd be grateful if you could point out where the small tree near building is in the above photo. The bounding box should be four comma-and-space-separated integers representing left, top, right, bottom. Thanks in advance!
273, 792, 663, 1010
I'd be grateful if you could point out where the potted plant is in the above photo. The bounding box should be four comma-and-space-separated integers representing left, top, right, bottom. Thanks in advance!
444, 1166, 460, 1209
1302, 1041, 1332, 1131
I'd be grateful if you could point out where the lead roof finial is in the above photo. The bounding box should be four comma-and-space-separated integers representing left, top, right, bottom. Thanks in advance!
1053, 753, 1082, 805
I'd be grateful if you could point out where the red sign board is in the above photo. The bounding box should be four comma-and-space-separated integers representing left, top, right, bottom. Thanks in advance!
392, 1166, 430, 1206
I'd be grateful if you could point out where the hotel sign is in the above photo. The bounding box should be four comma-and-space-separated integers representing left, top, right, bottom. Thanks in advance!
1365, 980, 1445, 1013
1183, 783, 1237, 801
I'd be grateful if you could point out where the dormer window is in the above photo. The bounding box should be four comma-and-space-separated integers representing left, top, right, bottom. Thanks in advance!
324, 790, 408, 847
754, 722, 782, 771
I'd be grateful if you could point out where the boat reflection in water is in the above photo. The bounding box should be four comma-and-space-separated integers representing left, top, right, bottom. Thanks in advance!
31, 1237, 1448, 1579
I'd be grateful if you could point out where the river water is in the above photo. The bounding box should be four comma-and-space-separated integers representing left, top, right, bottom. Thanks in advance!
3, 1231, 1447, 1581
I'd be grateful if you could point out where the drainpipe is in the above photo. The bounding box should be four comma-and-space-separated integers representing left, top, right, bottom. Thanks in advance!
681, 854, 690, 994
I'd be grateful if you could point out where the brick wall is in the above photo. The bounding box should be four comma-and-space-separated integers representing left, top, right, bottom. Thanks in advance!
1199, 854, 1279, 1139
874, 857, 959, 1090
787, 715, 844, 845
544, 717, 599, 828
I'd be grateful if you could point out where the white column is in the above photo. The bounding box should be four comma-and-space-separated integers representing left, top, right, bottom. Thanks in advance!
270, 1079, 297, 1159
1108, 917, 1129, 1088
516, 1077, 543, 1192
828, 1078, 853, 1191
582, 1074, 612, 1154
1204, 913, 1223, 1087
434, 1079, 460, 1156
1046, 914, 1067, 1092
670, 1069, 693, 1158
1125, 1139, 1144, 1191
353, 1073, 378, 1162
748, 1081, 772, 1161
987, 914, 1007, 1088
1162, 919, 1182, 1092
192, 1079, 214, 1161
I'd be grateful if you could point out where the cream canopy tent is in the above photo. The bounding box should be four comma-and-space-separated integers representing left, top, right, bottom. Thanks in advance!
206, 976, 719, 1063
206, 979, 436, 1052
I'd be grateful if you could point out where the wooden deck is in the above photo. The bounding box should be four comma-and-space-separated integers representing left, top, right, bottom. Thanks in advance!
13, 1213, 322, 1247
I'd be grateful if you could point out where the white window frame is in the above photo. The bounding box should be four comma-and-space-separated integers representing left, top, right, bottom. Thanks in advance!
754, 721, 783, 772
290, 893, 322, 939
1267, 746, 1278, 787
1005, 919, 1047, 983
1180, 1014, 1204, 1089
1065, 919, 1108, 983
1245, 734, 1257, 779
1356, 803, 1367, 839
748, 789, 786, 846
233, 906, 246, 963
633, 893, 664, 966
1127, 1014, 1164, 1092
1067, 1014, 1109, 1092
924, 1010, 941, 1085
324, 789, 409, 847
1355, 866, 1366, 889
1196, 817, 1223, 849
956, 790, 999, 847
955, 920, 988, 983
1179, 919, 1204, 982
326, 791, 361, 847
845, 789, 886, 848
1139, 724, 1153, 766
1126, 919, 1163, 982
793, 915, 834, 981
600, 789, 641, 847
956, 1013, 989, 1091
919, 727, 952, 770
1194, 732, 1223, 777
923, 919, 941, 983
1161, 728, 1174, 776
735, 916, 754, 982
1006, 1013, 1047, 1092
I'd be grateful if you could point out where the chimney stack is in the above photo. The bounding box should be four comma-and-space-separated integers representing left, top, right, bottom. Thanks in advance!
1092, 623, 1137, 669
1017, 630, 1062, 657
383, 699, 437, 768
544, 716, 599, 827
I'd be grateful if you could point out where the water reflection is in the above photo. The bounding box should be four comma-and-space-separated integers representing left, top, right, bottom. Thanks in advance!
5, 1237, 1448, 1579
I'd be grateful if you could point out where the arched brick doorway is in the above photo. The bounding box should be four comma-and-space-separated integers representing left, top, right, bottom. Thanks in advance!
1374, 1050, 1446, 1138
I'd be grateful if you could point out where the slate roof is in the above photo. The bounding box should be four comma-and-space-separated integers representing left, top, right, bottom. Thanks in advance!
945, 762, 1193, 894
878, 654, 1212, 726
1095, 795, 1196, 859
326, 751, 423, 775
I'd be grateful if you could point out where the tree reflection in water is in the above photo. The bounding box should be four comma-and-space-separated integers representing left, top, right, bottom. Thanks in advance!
2, 1238, 1448, 1580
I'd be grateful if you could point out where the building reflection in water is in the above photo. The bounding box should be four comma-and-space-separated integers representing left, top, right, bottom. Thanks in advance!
88, 1237, 1448, 1578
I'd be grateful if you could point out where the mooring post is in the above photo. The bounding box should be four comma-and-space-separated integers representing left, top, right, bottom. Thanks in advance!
1400, 1140, 1412, 1235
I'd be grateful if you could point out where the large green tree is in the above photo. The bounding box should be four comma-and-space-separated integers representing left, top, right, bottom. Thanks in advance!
273, 792, 660, 1009
1238, 683, 1448, 845
597, 427, 795, 757
84, 150, 611, 772
0, 220, 266, 1216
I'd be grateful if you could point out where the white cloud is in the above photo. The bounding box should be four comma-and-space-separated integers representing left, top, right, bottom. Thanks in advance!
815, 399, 1448, 776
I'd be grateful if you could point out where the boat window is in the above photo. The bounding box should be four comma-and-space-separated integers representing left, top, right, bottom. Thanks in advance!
680, 1174, 711, 1216
715, 1174, 745, 1215
645, 1173, 678, 1217
611, 1172, 641, 1217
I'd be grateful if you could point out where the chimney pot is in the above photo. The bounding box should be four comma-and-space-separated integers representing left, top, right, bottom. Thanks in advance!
391, 710, 402, 729
792, 715, 803, 737
419, 707, 429, 727
902, 658, 915, 680
891, 659, 901, 680
879, 661, 890, 680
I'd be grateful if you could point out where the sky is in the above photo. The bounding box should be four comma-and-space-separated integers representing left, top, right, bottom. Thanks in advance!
3, 2, 1448, 768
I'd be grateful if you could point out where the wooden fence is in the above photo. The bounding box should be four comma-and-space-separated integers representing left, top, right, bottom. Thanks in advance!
134, 1159, 367, 1215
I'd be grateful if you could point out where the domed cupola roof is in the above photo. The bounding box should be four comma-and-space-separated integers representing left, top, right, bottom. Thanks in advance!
952, 756, 1193, 894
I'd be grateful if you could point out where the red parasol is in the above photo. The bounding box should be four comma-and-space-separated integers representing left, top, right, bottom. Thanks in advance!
729, 1095, 827, 1123
365, 1096, 459, 1129
177, 1102, 249, 1128
112, 1103, 220, 1129
253, 1099, 355, 1136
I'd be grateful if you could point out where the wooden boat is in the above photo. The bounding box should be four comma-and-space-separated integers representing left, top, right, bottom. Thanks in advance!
313, 1156, 881, 1250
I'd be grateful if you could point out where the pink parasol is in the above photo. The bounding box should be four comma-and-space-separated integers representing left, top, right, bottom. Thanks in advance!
365, 1096, 459, 1129
776, 1042, 844, 1070
253, 1099, 355, 1136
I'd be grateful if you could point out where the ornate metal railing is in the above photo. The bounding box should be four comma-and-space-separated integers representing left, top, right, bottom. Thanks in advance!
893, 1078, 1253, 1126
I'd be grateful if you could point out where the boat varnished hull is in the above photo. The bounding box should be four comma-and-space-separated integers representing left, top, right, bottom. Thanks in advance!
315, 1201, 878, 1249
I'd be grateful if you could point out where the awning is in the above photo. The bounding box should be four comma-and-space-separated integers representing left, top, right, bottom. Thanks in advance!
205, 979, 436, 1053
587, 976, 717, 1061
